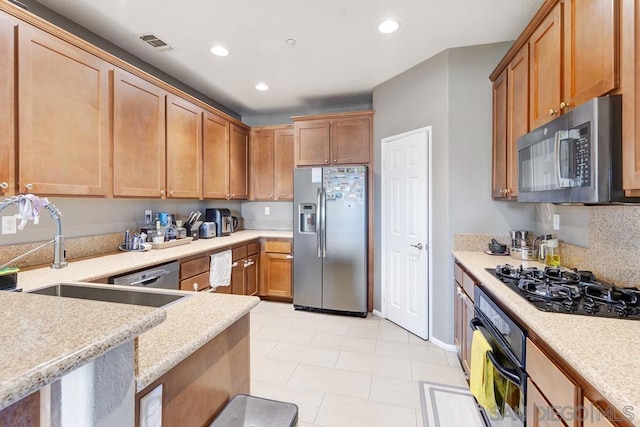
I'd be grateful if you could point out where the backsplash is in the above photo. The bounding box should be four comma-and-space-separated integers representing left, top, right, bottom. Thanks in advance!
0, 232, 123, 269
454, 205, 640, 287
243, 219, 292, 231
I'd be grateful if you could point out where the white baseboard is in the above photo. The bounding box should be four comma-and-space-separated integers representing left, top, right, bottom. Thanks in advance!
429, 336, 457, 352
372, 309, 383, 318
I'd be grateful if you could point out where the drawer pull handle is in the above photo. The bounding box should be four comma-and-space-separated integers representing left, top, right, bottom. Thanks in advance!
193, 283, 198, 292
231, 261, 239, 267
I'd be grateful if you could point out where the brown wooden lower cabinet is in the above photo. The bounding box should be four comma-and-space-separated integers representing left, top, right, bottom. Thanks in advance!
135, 314, 250, 427
527, 377, 568, 427
453, 262, 475, 375
260, 238, 293, 300
179, 255, 210, 292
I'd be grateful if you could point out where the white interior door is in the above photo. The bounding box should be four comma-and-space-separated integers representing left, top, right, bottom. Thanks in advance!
382, 127, 430, 339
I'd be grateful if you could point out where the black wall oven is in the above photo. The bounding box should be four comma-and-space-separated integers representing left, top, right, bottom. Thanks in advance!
472, 286, 527, 427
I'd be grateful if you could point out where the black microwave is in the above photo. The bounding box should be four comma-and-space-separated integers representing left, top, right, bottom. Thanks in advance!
517, 95, 633, 204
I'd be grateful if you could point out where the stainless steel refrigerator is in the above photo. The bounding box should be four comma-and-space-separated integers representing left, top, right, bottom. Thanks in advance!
293, 166, 367, 317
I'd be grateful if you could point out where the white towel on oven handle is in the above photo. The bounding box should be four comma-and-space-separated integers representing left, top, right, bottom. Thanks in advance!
209, 250, 232, 290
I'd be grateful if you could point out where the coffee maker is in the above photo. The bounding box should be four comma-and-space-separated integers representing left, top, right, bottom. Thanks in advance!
205, 208, 232, 236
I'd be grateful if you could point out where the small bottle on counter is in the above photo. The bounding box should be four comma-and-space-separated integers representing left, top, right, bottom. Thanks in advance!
175, 220, 187, 239
544, 239, 561, 267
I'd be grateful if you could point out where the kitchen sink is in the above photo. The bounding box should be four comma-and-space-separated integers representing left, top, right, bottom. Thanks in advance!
28, 283, 188, 308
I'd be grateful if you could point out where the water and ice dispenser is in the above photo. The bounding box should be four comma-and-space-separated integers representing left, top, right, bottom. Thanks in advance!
298, 204, 316, 233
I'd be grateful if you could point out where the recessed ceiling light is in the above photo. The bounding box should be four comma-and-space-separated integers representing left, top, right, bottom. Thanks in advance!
255, 82, 269, 91
378, 19, 400, 34
210, 46, 229, 56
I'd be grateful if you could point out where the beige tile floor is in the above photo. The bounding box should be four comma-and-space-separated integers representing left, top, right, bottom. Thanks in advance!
249, 301, 468, 427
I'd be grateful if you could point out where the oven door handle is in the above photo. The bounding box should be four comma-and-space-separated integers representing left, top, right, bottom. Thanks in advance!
470, 318, 522, 387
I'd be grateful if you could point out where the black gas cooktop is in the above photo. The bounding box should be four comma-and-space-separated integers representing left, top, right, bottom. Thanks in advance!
486, 264, 640, 320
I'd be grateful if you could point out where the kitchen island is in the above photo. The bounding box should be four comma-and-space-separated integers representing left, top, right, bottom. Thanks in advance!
1, 230, 289, 424
454, 251, 640, 426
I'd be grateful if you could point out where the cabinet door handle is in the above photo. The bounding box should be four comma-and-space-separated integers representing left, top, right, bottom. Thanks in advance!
160, 189, 166, 196
333, 159, 337, 163
0, 182, 8, 189
548, 109, 558, 116
231, 261, 239, 267
193, 283, 198, 292
559, 101, 570, 110
169, 190, 174, 197
25, 183, 33, 190
324, 159, 329, 163
286, 255, 293, 259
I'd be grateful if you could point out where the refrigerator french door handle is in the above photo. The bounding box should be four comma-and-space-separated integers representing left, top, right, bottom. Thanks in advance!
317, 187, 322, 258
321, 187, 327, 258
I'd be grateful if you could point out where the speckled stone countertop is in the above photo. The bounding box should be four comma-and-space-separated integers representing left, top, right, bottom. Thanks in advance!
453, 251, 640, 426
17, 230, 292, 291
0, 291, 165, 411
10, 230, 279, 395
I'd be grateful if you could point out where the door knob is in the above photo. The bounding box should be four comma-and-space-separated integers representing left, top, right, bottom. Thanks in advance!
410, 243, 424, 250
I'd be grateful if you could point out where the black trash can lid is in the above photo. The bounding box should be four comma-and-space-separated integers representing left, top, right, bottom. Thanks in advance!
210, 394, 299, 427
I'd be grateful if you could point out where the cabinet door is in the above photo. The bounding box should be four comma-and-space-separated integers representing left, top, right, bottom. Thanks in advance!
462, 292, 474, 375
251, 130, 275, 200
506, 45, 529, 199
274, 128, 294, 200
529, 3, 563, 129
527, 379, 567, 427
492, 69, 508, 199
203, 111, 229, 199
331, 116, 371, 164
113, 70, 166, 197
583, 397, 615, 427
563, 0, 617, 108
0, 13, 15, 197
229, 124, 249, 199
166, 94, 202, 199
244, 255, 259, 296
453, 284, 463, 356
231, 257, 245, 295
261, 252, 293, 298
18, 24, 110, 196
294, 120, 330, 166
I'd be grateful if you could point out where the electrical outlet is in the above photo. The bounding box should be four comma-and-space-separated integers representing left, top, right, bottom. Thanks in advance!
2, 216, 17, 234
553, 214, 560, 231
264, 207, 270, 215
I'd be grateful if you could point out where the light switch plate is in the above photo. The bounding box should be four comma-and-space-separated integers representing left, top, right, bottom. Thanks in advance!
265, 207, 270, 215
2, 216, 16, 234
553, 214, 560, 230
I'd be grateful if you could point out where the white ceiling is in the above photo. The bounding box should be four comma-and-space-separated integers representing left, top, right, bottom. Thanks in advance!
33, 0, 543, 117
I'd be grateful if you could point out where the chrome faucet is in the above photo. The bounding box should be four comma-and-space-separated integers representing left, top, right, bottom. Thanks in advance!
0, 195, 67, 269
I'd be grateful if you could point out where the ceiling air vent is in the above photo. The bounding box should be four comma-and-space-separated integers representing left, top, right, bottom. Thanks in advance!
138, 33, 173, 52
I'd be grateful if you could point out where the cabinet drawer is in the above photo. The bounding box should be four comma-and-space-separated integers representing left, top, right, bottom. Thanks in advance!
264, 240, 291, 254
461, 270, 476, 302
454, 262, 463, 284
247, 241, 260, 256
232, 246, 247, 261
180, 271, 209, 292
180, 256, 209, 280
526, 338, 578, 424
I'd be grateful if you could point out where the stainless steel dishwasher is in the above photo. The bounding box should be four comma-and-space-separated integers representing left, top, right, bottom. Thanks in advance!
108, 261, 179, 290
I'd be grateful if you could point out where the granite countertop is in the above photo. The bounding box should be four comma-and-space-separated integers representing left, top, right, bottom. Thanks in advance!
0, 291, 165, 411
453, 251, 640, 426
17, 230, 292, 291
9, 230, 280, 396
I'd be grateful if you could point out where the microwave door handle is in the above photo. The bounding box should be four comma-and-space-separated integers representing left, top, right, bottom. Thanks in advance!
555, 131, 562, 188
469, 318, 522, 386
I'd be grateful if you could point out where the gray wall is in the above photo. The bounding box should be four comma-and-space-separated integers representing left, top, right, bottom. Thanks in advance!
1, 198, 241, 244
242, 102, 373, 127
373, 42, 533, 345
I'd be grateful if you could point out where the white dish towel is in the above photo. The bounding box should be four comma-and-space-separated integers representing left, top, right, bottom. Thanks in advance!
209, 250, 232, 291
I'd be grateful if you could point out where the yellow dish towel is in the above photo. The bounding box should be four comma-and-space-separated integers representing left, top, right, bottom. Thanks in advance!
469, 329, 499, 417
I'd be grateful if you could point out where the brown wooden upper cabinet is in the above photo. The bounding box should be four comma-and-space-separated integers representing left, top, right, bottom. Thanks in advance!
113, 69, 166, 198
0, 12, 16, 197
293, 111, 373, 166
229, 124, 250, 200
18, 23, 111, 196
529, 0, 617, 129
166, 94, 203, 199
250, 125, 294, 200
203, 114, 249, 200
492, 45, 529, 200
